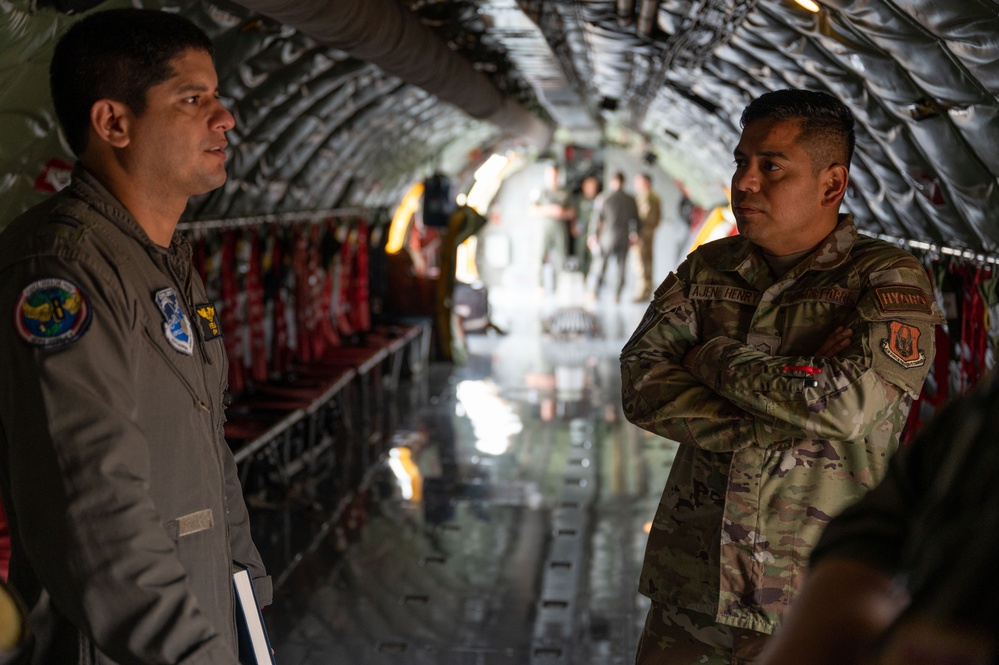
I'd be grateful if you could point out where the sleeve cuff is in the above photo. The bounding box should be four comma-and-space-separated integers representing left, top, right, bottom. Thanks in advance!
252, 574, 273, 607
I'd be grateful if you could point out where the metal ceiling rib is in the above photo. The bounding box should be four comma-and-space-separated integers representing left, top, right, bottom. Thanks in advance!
180, 1, 494, 218
2, 0, 998, 253
531, 0, 999, 253
473, 0, 598, 132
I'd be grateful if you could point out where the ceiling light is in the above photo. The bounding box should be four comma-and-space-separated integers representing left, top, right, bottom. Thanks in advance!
794, 0, 821, 11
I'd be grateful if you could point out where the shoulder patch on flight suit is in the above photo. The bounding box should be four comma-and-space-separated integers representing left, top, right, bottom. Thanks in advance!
14, 278, 92, 348
194, 302, 223, 341
154, 288, 194, 355
881, 321, 926, 368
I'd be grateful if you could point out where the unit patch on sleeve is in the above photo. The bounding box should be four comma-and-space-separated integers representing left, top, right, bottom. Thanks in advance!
873, 286, 933, 314
881, 321, 926, 368
194, 302, 223, 341
154, 288, 194, 355
14, 278, 92, 348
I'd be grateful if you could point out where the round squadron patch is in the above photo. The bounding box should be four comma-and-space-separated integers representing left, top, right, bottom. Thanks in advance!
14, 278, 92, 348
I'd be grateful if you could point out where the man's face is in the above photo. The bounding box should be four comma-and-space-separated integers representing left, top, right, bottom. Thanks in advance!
124, 48, 234, 202
634, 175, 649, 195
731, 118, 840, 256
582, 177, 598, 199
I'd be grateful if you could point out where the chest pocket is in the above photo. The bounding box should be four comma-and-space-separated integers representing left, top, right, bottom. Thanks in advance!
141, 324, 206, 410
688, 282, 759, 342
777, 286, 861, 355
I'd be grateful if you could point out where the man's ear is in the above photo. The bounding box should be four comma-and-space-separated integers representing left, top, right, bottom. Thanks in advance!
821, 164, 849, 207
88, 99, 132, 149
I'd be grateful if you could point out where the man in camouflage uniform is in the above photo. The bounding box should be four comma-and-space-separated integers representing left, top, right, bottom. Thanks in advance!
620, 89, 943, 664
632, 172, 662, 302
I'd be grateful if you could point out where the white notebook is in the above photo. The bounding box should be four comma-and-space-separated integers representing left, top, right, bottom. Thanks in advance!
232, 564, 276, 665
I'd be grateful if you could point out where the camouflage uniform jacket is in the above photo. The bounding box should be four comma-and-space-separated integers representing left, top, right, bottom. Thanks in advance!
620, 215, 943, 634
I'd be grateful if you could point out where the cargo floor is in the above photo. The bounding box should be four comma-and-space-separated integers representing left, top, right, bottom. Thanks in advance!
257, 286, 677, 664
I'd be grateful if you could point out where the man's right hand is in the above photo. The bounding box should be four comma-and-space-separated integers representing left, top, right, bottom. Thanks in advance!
815, 326, 853, 358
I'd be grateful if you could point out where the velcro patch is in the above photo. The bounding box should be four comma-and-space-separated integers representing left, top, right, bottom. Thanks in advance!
194, 302, 223, 340
164, 508, 214, 540
747, 332, 781, 355
874, 286, 933, 314
14, 278, 91, 348
881, 321, 926, 368
781, 287, 859, 307
689, 283, 760, 306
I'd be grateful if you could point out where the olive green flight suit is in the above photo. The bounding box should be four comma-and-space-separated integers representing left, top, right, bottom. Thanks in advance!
0, 167, 270, 664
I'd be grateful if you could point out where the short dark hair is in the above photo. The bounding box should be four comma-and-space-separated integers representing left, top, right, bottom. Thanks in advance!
50, 8, 215, 156
740, 89, 855, 173
612, 171, 626, 186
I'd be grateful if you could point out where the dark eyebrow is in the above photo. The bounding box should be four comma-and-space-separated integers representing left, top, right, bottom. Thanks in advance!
733, 148, 790, 160
174, 82, 212, 95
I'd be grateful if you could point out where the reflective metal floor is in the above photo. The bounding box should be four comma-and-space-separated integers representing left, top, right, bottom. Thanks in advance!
259, 287, 677, 664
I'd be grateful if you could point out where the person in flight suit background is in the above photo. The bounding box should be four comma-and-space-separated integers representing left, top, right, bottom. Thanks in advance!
620, 89, 944, 664
529, 162, 573, 290
0, 9, 270, 664
587, 171, 639, 303
632, 171, 662, 303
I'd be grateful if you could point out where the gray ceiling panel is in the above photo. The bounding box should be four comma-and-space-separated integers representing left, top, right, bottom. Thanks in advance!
3, 0, 999, 253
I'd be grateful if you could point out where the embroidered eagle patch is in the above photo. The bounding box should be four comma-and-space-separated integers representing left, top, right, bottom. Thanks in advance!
195, 302, 223, 340
154, 288, 194, 355
881, 321, 926, 368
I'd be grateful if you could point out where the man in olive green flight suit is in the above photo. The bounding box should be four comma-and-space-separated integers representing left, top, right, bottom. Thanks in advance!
632, 172, 662, 302
530, 163, 573, 290
0, 10, 269, 664
621, 89, 943, 664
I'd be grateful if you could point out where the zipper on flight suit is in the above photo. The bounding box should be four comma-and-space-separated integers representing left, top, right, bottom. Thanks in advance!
166, 250, 238, 645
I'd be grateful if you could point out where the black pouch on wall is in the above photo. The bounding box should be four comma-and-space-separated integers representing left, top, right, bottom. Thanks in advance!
423, 173, 455, 228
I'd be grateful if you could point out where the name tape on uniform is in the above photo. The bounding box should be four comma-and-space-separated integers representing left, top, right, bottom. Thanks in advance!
689, 284, 760, 305
781, 287, 859, 307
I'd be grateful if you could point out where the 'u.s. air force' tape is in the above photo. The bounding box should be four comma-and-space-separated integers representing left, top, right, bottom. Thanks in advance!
14, 277, 92, 348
